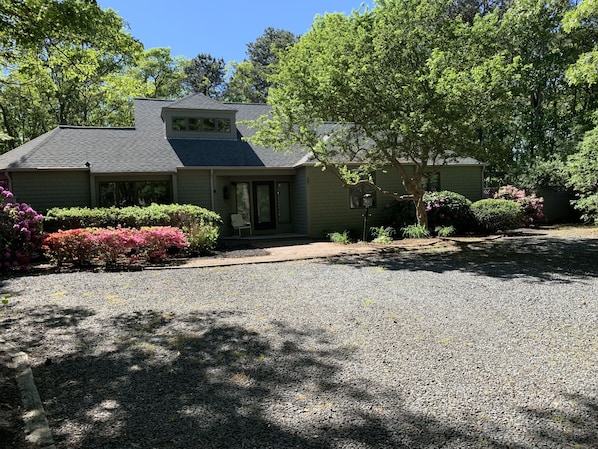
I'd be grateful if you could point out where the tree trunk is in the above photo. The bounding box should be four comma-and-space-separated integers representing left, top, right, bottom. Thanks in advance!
402, 177, 428, 229
414, 192, 428, 229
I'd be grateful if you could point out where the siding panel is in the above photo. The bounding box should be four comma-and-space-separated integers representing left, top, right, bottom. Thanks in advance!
11, 171, 90, 212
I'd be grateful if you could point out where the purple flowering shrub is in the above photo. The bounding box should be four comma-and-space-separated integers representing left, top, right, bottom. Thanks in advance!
0, 187, 44, 270
423, 191, 476, 233
494, 185, 545, 227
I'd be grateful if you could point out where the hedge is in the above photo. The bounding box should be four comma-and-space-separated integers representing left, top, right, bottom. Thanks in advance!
44, 203, 222, 232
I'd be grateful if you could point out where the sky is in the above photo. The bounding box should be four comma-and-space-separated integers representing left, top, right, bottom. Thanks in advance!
97, 1, 373, 64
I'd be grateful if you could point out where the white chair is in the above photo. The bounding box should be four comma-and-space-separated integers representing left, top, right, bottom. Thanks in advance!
231, 213, 252, 236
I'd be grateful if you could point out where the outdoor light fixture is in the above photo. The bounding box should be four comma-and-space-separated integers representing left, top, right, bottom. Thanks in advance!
362, 193, 373, 242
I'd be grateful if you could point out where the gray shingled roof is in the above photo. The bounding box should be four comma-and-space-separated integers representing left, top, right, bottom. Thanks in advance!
165, 93, 238, 112
0, 94, 483, 174
0, 95, 307, 173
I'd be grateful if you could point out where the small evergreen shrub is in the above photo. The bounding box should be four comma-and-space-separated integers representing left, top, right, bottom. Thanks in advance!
471, 199, 525, 233
328, 230, 352, 244
0, 187, 44, 270
435, 225, 456, 237
401, 224, 431, 239
494, 185, 544, 227
370, 226, 395, 244
423, 190, 475, 233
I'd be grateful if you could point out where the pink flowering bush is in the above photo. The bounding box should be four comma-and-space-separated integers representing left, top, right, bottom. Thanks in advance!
0, 187, 44, 270
42, 226, 188, 268
494, 185, 545, 227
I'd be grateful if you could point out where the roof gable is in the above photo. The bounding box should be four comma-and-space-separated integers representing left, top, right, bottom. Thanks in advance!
164, 93, 237, 112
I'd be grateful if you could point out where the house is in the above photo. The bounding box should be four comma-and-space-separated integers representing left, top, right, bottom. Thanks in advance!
0, 93, 485, 238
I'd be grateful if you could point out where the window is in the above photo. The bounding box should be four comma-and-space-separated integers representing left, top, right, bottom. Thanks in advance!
350, 183, 377, 209
421, 172, 440, 192
171, 117, 232, 133
217, 118, 231, 133
172, 117, 186, 131
99, 181, 171, 207
188, 117, 201, 131
235, 182, 251, 220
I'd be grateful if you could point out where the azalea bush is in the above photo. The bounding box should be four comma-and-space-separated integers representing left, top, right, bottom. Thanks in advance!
494, 185, 545, 227
423, 191, 475, 233
0, 187, 44, 270
42, 226, 189, 267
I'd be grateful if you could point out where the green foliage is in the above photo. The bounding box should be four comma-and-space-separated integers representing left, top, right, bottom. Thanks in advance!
384, 200, 417, 231
184, 53, 226, 98
494, 185, 545, 226
517, 157, 570, 191
370, 226, 395, 244
250, 1, 514, 228
224, 27, 298, 103
401, 224, 431, 239
423, 191, 475, 233
0, 0, 142, 150
44, 204, 222, 232
435, 225, 456, 238
184, 220, 220, 256
328, 230, 351, 244
471, 198, 525, 233
567, 127, 598, 224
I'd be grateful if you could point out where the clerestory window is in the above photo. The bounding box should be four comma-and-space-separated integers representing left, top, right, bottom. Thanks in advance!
172, 117, 231, 133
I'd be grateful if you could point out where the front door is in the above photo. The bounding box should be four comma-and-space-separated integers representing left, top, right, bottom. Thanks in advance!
253, 181, 276, 230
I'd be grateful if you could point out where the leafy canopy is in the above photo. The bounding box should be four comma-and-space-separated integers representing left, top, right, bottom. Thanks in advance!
250, 0, 513, 227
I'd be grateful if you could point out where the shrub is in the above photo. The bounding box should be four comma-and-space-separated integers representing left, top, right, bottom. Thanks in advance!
328, 230, 351, 244
471, 199, 525, 233
370, 226, 395, 244
401, 224, 431, 239
435, 225, 456, 237
383, 200, 416, 231
42, 226, 189, 267
44, 204, 222, 231
494, 185, 545, 227
0, 187, 44, 270
41, 228, 98, 266
184, 220, 220, 256
423, 190, 475, 233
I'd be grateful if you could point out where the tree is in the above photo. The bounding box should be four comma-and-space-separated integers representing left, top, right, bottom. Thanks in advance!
0, 1, 140, 149
498, 0, 598, 183
183, 53, 226, 98
567, 127, 598, 223
563, 0, 598, 223
224, 27, 298, 103
249, 0, 513, 228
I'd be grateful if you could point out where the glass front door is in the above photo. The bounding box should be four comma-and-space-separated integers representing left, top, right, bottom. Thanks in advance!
253, 181, 276, 230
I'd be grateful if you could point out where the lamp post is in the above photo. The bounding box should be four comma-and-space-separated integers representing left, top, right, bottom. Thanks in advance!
362, 193, 373, 242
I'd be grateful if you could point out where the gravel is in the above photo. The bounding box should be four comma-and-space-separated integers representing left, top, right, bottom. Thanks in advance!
1, 233, 597, 448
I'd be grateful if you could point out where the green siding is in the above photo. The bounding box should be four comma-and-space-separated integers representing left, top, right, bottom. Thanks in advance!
305, 164, 484, 238
10, 171, 91, 212
176, 171, 212, 207
438, 166, 483, 200
292, 168, 309, 234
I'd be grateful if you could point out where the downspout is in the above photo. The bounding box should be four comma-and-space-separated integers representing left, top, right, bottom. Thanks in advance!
210, 169, 215, 210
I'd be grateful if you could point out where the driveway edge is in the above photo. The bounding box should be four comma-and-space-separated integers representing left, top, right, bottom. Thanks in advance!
1, 338, 55, 449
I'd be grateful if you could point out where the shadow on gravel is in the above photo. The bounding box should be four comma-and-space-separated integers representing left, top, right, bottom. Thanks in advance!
3, 306, 597, 448
327, 236, 598, 283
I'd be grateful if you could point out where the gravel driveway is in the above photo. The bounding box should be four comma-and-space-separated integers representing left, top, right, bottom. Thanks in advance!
1, 232, 597, 448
